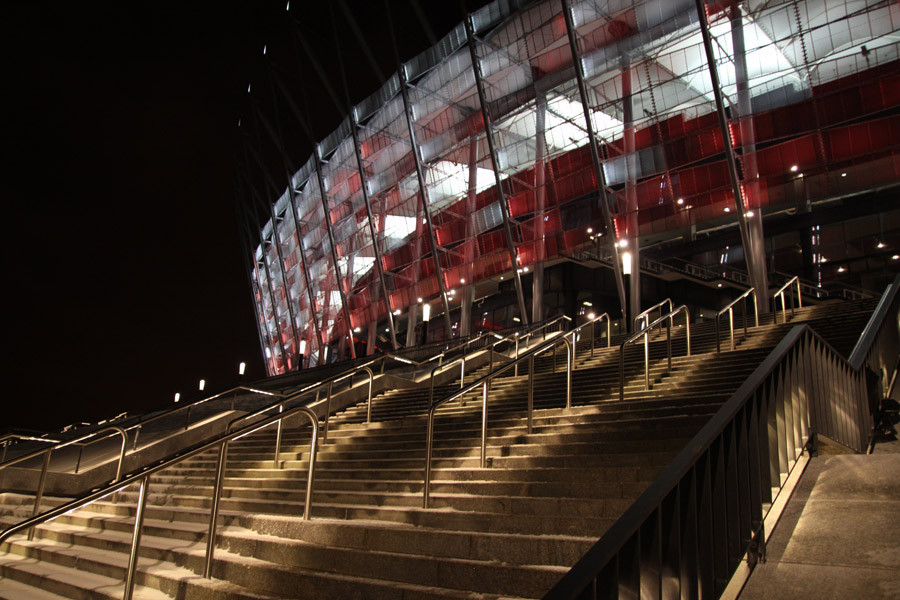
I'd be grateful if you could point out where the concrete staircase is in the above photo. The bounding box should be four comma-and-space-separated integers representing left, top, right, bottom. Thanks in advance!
0, 297, 879, 599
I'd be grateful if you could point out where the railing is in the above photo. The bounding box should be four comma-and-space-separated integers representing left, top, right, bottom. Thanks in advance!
716, 287, 759, 352
423, 332, 574, 507
0, 402, 319, 600
633, 298, 673, 332
543, 275, 899, 600
772, 275, 802, 323
619, 306, 691, 402
0, 434, 59, 463
126, 385, 281, 450
567, 313, 611, 359
0, 426, 128, 539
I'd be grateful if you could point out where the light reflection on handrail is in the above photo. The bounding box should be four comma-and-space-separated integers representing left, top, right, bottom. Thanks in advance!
0, 435, 59, 463
619, 306, 691, 402
772, 275, 802, 324
634, 298, 673, 332
715, 288, 759, 352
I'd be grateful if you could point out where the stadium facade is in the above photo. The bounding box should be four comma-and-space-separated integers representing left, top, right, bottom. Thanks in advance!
249, 0, 899, 375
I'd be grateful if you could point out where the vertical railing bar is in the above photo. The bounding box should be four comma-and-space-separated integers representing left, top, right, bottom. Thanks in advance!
123, 477, 150, 600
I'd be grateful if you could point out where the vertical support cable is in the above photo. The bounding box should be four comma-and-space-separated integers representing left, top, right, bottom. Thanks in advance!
254, 79, 326, 361
314, 148, 357, 359
397, 68, 454, 338
349, 109, 399, 349
560, 0, 628, 321
463, 15, 529, 325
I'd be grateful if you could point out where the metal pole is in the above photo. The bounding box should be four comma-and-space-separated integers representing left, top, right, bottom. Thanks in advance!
274, 404, 284, 469
123, 477, 150, 600
561, 0, 628, 321
527, 355, 535, 435
349, 110, 399, 349
729, 308, 735, 351
464, 16, 529, 325
313, 147, 357, 359
397, 69, 454, 338
566, 339, 573, 409
694, 0, 765, 298
204, 440, 229, 578
302, 416, 319, 521
365, 368, 374, 424
28, 450, 52, 541
480, 382, 489, 468
324, 381, 333, 440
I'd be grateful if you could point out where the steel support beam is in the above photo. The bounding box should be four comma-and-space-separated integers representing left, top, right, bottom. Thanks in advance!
561, 0, 628, 321
695, 0, 766, 301
313, 148, 357, 359
532, 92, 548, 324
464, 16, 529, 325
622, 63, 641, 330
349, 110, 399, 349
398, 68, 454, 339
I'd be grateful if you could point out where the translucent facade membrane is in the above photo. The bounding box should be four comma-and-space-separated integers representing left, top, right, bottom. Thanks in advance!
252, 0, 900, 375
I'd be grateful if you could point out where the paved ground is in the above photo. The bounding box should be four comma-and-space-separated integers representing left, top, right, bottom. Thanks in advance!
739, 430, 900, 600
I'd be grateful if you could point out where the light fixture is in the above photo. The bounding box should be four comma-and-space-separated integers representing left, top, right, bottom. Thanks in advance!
621, 251, 632, 275
174, 392, 181, 403
676, 198, 684, 205
877, 242, 886, 249
199, 379, 206, 391
523, 266, 529, 272
417, 297, 423, 303
790, 165, 798, 172
724, 206, 731, 213
587, 312, 595, 320
746, 211, 754, 218
513, 317, 521, 322
587, 227, 593, 234
393, 309, 401, 315
841, 172, 847, 177
892, 255, 899, 260
238, 362, 246, 375
422, 303, 431, 322
717, 283, 723, 288
582, 301, 592, 306
837, 266, 846, 273
298, 340, 307, 354
797, 172, 804, 178
618, 239, 628, 248
353, 326, 361, 332
460, 278, 466, 284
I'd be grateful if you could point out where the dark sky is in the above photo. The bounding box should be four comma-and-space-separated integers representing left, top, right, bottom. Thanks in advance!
4, 1, 489, 432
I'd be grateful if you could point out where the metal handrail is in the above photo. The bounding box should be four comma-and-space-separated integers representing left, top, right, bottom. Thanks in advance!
0, 403, 319, 600
633, 298, 673, 332
715, 287, 759, 352
0, 426, 127, 541
619, 305, 691, 402
423, 332, 574, 507
772, 275, 802, 323
566, 312, 611, 358
0, 435, 59, 463
126, 385, 282, 450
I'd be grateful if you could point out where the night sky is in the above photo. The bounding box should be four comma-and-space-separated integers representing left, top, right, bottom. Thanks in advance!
4, 1, 490, 432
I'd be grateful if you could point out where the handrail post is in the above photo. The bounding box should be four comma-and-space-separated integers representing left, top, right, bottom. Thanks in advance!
324, 381, 333, 441
185, 405, 191, 431
204, 439, 229, 578
606, 318, 611, 348
590, 320, 595, 357
514, 337, 519, 377
460, 357, 466, 389
28, 450, 52, 541
123, 476, 150, 600
132, 425, 141, 451
644, 329, 650, 390
274, 404, 284, 469
742, 296, 748, 340
685, 308, 692, 356
716, 313, 722, 353
667, 313, 672, 375
480, 381, 489, 468
565, 338, 573, 409
74, 446, 83, 474
424, 408, 436, 508
619, 346, 626, 402
527, 355, 534, 435
753, 290, 759, 326
365, 368, 374, 424
729, 308, 735, 351
301, 413, 318, 520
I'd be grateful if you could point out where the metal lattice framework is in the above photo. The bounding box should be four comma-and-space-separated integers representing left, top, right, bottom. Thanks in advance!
251, 0, 900, 374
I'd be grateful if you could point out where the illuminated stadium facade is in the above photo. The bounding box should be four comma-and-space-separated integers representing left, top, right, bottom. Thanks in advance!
250, 0, 899, 375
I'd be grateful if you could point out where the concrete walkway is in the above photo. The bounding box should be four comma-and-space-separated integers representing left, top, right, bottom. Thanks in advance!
739, 437, 900, 600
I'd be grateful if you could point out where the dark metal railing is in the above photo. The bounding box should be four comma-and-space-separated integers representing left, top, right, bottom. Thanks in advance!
544, 275, 899, 599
